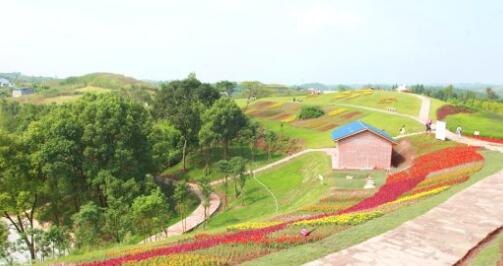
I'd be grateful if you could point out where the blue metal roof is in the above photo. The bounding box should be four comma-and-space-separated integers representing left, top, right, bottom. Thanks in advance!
331, 121, 397, 143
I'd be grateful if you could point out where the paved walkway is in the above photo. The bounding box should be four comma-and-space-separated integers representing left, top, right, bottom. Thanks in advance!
142, 182, 220, 243
305, 170, 503, 266
305, 93, 503, 266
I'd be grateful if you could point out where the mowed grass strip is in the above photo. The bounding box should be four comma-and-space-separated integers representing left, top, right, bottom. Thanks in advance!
446, 112, 503, 139
206, 152, 333, 228
242, 150, 503, 266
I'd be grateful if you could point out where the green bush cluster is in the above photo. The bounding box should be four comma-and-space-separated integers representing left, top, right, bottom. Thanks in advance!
298, 106, 325, 120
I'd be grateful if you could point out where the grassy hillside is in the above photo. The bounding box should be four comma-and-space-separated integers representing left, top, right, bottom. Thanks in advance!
10, 72, 157, 105
243, 90, 424, 148
446, 112, 503, 139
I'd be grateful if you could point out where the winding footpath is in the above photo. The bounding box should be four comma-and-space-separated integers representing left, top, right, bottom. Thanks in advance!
305, 94, 503, 266
143, 182, 220, 243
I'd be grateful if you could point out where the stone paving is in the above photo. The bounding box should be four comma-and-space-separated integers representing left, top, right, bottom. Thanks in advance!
305, 169, 503, 266
305, 94, 503, 266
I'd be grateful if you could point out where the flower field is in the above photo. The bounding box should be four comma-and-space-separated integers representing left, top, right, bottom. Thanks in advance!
81, 146, 485, 266
468, 135, 503, 144
245, 99, 369, 132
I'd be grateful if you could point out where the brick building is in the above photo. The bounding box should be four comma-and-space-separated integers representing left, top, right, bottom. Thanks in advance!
331, 121, 397, 170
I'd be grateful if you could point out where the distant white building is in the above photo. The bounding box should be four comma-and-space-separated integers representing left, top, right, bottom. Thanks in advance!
12, 88, 35, 97
396, 84, 410, 93
0, 78, 12, 88
307, 87, 321, 95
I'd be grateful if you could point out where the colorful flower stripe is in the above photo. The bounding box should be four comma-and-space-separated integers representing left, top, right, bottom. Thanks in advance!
341, 147, 483, 214
419, 163, 482, 188
386, 146, 483, 183
468, 135, 503, 144
299, 204, 351, 212
123, 254, 227, 266
227, 221, 283, 231
292, 211, 383, 226
381, 186, 449, 207
407, 176, 469, 196
82, 224, 286, 266
327, 108, 347, 116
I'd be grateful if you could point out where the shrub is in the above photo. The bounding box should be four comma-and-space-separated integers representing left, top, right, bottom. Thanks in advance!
298, 106, 325, 120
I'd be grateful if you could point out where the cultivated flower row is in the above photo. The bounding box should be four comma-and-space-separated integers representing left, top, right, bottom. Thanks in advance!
292, 211, 384, 226
82, 146, 485, 266
227, 221, 282, 231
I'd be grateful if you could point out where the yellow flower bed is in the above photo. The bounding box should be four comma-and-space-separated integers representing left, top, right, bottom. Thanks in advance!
281, 115, 297, 122
269, 102, 284, 108
123, 254, 227, 266
381, 186, 449, 208
327, 108, 347, 116
293, 211, 383, 226
227, 221, 282, 231
333, 89, 373, 100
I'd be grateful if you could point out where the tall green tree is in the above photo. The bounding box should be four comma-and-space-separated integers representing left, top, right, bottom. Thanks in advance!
131, 188, 170, 237
215, 160, 232, 208
240, 81, 262, 110
198, 176, 213, 224
174, 181, 191, 232
230, 157, 248, 199
238, 122, 262, 166
149, 120, 182, 170
153, 75, 220, 170
0, 131, 42, 261
72, 202, 102, 248
263, 129, 278, 160
201, 98, 248, 159
0, 220, 11, 264
215, 81, 236, 97
486, 87, 499, 100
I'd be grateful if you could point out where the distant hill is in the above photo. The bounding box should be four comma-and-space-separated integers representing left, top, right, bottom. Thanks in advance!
3, 72, 158, 105
60, 72, 157, 90
0, 72, 57, 84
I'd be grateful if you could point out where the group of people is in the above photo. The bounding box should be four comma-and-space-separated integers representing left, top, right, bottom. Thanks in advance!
398, 120, 463, 138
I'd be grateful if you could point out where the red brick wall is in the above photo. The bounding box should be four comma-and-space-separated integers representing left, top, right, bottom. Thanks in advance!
337, 131, 392, 170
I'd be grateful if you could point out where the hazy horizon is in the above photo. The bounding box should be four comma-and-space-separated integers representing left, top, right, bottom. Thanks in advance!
2, 0, 503, 84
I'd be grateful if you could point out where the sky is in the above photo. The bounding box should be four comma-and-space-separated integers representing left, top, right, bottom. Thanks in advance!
2, 0, 503, 85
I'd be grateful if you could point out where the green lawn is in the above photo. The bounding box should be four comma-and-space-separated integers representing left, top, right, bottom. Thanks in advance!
404, 134, 463, 156
469, 230, 503, 266
328, 170, 386, 189
446, 112, 503, 139
243, 150, 503, 266
205, 152, 333, 228
331, 90, 421, 116
163, 145, 284, 182
252, 109, 422, 149
429, 97, 447, 120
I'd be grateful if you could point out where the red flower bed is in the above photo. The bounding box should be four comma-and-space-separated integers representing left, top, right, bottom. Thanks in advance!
468, 135, 503, 144
342, 146, 483, 213
436, 105, 471, 120
408, 176, 469, 195
82, 224, 286, 266
83, 147, 484, 266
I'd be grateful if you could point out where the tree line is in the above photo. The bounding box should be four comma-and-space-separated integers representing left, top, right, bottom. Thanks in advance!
0, 74, 262, 263
409, 84, 503, 115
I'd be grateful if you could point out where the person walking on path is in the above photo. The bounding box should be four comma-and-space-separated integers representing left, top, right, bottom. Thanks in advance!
399, 125, 406, 136
456, 125, 463, 138
425, 120, 432, 133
